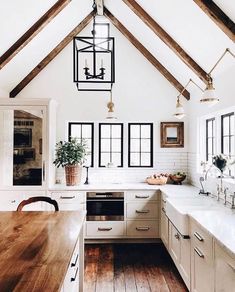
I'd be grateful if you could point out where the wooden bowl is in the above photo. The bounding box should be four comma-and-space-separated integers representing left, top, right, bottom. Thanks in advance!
146, 177, 168, 185
169, 174, 186, 185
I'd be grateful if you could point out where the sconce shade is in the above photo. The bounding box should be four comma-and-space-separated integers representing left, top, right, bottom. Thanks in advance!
174, 98, 185, 119
200, 82, 219, 107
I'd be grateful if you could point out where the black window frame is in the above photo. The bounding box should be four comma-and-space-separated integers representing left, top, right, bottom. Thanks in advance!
99, 123, 124, 167
68, 122, 94, 167
221, 112, 234, 177
206, 118, 216, 162
221, 112, 234, 155
128, 123, 153, 168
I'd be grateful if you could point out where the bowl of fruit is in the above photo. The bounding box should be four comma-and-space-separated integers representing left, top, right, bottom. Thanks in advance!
169, 172, 186, 185
146, 173, 169, 185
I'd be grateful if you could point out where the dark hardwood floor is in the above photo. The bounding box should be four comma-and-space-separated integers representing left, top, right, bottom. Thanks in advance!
84, 243, 188, 292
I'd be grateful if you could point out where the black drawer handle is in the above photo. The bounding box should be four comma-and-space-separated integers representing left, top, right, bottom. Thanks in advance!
161, 207, 166, 213
71, 254, 78, 267
135, 195, 150, 199
60, 196, 75, 199
71, 267, 78, 282
136, 227, 150, 231
194, 232, 204, 242
194, 247, 204, 258
135, 209, 150, 214
98, 227, 112, 231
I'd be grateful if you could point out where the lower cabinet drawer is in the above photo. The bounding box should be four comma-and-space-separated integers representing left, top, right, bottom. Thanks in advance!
126, 202, 159, 219
86, 222, 126, 237
127, 220, 159, 238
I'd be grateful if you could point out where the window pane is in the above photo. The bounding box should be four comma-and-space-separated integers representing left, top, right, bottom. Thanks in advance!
208, 154, 213, 165
207, 138, 212, 155
130, 125, 140, 138
82, 125, 92, 138
141, 125, 151, 138
223, 116, 230, 136
213, 120, 216, 137
223, 136, 229, 155
70, 125, 81, 138
101, 139, 110, 152
69, 123, 94, 167
112, 139, 121, 152
231, 136, 234, 156
230, 115, 234, 134
128, 123, 153, 167
130, 153, 140, 166
99, 123, 123, 167
141, 153, 151, 166
130, 139, 140, 152
112, 125, 121, 138
100, 153, 110, 166
207, 121, 212, 137
85, 138, 92, 151
101, 125, 110, 138
112, 153, 121, 166
85, 155, 92, 166
141, 139, 151, 152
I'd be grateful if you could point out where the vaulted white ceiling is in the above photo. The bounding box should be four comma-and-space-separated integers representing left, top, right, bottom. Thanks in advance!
0, 0, 234, 96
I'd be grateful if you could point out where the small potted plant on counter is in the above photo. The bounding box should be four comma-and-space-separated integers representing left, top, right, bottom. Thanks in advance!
53, 138, 87, 186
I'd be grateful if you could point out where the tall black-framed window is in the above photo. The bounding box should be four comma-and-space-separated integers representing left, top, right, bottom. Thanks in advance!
221, 112, 234, 176
99, 123, 123, 167
128, 123, 153, 167
206, 118, 216, 164
68, 122, 94, 167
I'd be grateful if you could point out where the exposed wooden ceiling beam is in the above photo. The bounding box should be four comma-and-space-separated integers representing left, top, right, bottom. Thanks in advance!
123, 0, 210, 84
193, 0, 235, 42
10, 11, 95, 98
104, 7, 190, 100
0, 0, 71, 70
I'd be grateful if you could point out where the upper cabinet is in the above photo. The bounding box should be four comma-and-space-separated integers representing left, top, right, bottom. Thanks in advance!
0, 99, 56, 190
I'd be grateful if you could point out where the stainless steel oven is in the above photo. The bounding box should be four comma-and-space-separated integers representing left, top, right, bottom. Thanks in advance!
86, 192, 124, 221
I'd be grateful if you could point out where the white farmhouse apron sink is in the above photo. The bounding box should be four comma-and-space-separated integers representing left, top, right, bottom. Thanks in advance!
165, 197, 220, 236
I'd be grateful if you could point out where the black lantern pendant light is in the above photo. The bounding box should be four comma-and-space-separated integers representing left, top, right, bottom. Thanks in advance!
73, 2, 115, 91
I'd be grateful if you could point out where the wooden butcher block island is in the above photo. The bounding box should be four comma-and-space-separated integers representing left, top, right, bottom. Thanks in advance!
0, 211, 86, 292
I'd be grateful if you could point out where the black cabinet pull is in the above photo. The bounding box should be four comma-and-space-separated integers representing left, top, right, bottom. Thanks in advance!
71, 254, 78, 267
71, 267, 78, 282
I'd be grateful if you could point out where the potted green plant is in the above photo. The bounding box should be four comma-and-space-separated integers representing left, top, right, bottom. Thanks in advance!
53, 138, 87, 186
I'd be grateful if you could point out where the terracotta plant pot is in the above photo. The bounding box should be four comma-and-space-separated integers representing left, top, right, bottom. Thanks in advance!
65, 165, 82, 186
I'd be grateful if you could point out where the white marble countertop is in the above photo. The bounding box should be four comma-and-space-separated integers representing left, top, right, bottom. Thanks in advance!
49, 182, 199, 193
189, 209, 235, 257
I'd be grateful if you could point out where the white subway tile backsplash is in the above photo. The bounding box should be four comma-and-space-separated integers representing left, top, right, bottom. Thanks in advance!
56, 152, 188, 184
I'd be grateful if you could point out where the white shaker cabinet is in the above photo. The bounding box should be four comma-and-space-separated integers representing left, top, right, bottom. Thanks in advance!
50, 191, 86, 211
215, 241, 235, 292
168, 221, 190, 290
190, 220, 214, 292
160, 195, 169, 249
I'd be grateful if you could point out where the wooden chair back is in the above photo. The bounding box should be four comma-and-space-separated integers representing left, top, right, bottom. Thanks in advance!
17, 196, 59, 211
